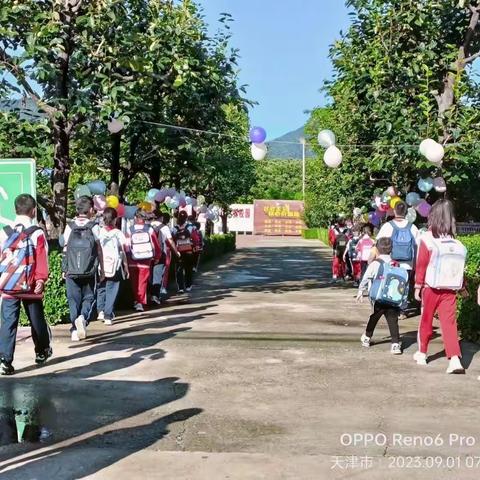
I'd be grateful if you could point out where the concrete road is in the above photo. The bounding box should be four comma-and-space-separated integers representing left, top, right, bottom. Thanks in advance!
1, 236, 480, 479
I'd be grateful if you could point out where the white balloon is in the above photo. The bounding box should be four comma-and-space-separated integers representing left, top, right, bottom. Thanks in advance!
419, 138, 437, 156
251, 142, 268, 161
406, 207, 417, 224
425, 142, 445, 164
318, 129, 336, 148
433, 177, 447, 193
324, 145, 343, 168
107, 118, 124, 134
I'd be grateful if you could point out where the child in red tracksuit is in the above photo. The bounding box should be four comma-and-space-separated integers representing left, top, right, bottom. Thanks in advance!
328, 218, 350, 281
0, 194, 51, 375
128, 210, 162, 312
413, 199, 467, 374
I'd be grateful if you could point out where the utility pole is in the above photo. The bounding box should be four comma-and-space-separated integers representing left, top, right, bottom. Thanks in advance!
300, 137, 306, 201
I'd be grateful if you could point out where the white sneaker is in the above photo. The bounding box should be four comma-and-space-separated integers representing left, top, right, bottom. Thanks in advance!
104, 318, 113, 326
360, 333, 371, 348
151, 296, 161, 305
186, 287, 192, 293
134, 302, 144, 312
178, 289, 185, 294
413, 351, 427, 365
98, 311, 105, 321
74, 315, 87, 340
160, 287, 167, 295
446, 356, 465, 374
391, 343, 402, 355
71, 330, 80, 342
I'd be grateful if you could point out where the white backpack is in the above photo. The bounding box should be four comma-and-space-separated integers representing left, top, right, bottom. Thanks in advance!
425, 236, 466, 290
130, 225, 154, 261
101, 230, 123, 278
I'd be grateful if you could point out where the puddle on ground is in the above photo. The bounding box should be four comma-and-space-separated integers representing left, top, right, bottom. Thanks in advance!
0, 407, 53, 445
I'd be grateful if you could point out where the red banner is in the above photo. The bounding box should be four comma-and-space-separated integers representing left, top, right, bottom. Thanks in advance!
254, 200, 306, 236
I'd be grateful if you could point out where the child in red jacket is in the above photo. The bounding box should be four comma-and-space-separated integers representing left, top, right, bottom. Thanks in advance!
414, 199, 467, 374
0, 194, 52, 375
128, 210, 162, 312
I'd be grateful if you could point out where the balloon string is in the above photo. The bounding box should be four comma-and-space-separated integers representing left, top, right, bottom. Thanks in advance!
139, 121, 480, 148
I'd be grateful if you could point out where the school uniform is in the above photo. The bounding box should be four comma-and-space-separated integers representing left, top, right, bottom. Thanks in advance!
61, 216, 100, 329
173, 222, 197, 291
329, 225, 350, 279
128, 223, 162, 306
358, 254, 401, 344
97, 226, 128, 320
415, 232, 463, 359
0, 216, 51, 363
356, 234, 375, 277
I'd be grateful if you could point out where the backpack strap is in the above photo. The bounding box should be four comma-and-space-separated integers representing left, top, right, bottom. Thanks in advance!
3, 226, 14, 237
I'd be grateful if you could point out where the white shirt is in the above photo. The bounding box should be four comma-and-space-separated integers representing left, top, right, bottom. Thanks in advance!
376, 219, 419, 270
60, 216, 101, 248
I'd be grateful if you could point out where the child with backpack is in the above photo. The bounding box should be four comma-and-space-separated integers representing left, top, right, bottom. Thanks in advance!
356, 237, 409, 355
151, 212, 180, 304
0, 194, 52, 375
328, 216, 350, 281
61, 196, 104, 342
356, 224, 375, 277
344, 228, 361, 287
173, 211, 201, 293
128, 210, 162, 312
414, 199, 467, 374
97, 208, 129, 325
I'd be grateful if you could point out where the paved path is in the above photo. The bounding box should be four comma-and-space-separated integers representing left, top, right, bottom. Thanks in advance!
1, 236, 480, 479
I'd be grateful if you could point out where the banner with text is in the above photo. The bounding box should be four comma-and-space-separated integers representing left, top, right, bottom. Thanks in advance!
254, 200, 306, 236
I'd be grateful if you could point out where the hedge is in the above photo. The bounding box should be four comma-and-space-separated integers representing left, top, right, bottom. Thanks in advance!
457, 234, 480, 342
302, 228, 330, 245
20, 233, 236, 326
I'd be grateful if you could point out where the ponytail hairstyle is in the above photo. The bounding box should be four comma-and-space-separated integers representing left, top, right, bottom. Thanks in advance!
428, 199, 456, 238
103, 207, 118, 228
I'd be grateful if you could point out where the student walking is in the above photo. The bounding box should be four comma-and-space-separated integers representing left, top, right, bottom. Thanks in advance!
97, 208, 129, 325
357, 237, 409, 355
151, 212, 180, 303
344, 228, 361, 286
356, 225, 375, 277
0, 194, 52, 375
414, 199, 467, 374
128, 210, 162, 312
328, 216, 350, 281
61, 196, 104, 342
173, 211, 201, 293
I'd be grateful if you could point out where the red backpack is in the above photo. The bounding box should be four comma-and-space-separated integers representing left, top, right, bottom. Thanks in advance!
0, 225, 40, 294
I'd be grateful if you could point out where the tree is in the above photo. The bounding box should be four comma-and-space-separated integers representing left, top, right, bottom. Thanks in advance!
305, 1, 480, 225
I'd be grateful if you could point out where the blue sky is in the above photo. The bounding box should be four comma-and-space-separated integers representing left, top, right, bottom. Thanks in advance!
201, 0, 351, 140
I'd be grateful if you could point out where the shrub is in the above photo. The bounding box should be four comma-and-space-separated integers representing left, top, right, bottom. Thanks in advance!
457, 235, 480, 342
301, 228, 330, 245
201, 233, 236, 263
20, 250, 70, 326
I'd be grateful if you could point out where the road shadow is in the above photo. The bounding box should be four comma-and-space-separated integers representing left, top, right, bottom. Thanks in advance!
0, 408, 202, 479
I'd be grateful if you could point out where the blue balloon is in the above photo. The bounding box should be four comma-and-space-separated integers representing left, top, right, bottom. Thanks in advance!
406, 192, 421, 207
146, 188, 160, 201
124, 205, 138, 219
418, 177, 434, 193
249, 126, 267, 144
87, 180, 106, 196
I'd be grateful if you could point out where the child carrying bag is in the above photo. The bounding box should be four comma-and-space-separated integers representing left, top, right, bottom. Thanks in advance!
369, 259, 409, 308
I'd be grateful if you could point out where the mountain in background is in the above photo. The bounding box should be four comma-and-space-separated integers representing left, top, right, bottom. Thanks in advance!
266, 126, 316, 160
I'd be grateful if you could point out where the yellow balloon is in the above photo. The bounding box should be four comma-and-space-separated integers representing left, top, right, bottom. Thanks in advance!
138, 201, 153, 213
390, 196, 401, 209
106, 195, 119, 209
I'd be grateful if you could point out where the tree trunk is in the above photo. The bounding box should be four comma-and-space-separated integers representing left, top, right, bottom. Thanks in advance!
110, 132, 122, 186
50, 121, 70, 237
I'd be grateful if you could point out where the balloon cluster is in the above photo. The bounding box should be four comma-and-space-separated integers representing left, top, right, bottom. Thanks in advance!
74, 180, 128, 218
250, 127, 268, 161
318, 130, 342, 168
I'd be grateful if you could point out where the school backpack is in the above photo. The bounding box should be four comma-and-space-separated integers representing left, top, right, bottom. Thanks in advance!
130, 225, 154, 261
65, 222, 98, 279
425, 237, 467, 290
100, 230, 123, 278
348, 238, 360, 261
192, 228, 203, 253
0, 225, 40, 294
369, 259, 409, 308
175, 225, 193, 253
390, 222, 415, 262
360, 237, 375, 262
334, 228, 348, 258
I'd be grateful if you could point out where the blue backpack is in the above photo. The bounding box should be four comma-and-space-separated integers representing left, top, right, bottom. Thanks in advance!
390, 222, 415, 262
369, 260, 409, 308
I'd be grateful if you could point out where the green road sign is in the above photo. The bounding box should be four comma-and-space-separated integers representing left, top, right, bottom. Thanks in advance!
0, 158, 36, 228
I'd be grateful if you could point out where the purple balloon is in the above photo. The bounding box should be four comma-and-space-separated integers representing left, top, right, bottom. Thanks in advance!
416, 200, 432, 218
249, 126, 267, 144
369, 211, 381, 227
154, 189, 167, 203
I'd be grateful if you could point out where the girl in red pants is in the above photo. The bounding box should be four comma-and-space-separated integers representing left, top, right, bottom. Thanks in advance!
414, 199, 467, 374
